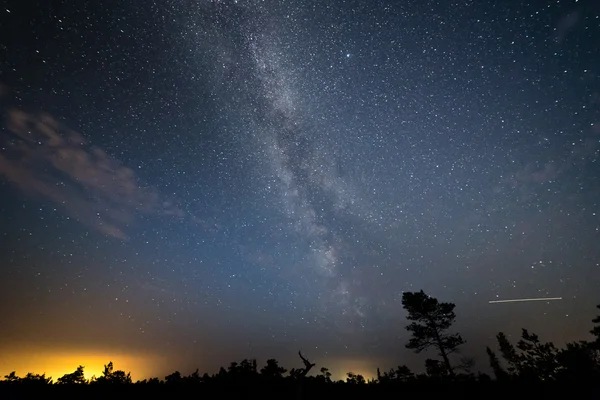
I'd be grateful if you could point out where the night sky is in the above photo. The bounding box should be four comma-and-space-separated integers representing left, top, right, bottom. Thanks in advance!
1, 0, 599, 381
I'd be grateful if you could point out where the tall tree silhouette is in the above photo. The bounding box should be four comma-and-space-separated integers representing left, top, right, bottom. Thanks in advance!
402, 290, 464, 377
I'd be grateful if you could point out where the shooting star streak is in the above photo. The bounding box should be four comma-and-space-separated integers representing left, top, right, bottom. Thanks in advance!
489, 297, 562, 304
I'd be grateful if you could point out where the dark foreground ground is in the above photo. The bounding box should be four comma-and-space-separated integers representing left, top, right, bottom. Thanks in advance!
1, 381, 599, 400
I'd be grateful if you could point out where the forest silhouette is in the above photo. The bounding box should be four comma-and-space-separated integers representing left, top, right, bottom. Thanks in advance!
2, 290, 599, 399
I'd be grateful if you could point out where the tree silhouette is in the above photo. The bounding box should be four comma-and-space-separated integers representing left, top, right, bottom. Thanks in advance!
3, 372, 20, 383
227, 362, 239, 374
292, 351, 317, 400
93, 361, 132, 385
425, 359, 449, 379
377, 365, 414, 383
402, 290, 464, 377
556, 341, 600, 382
296, 351, 316, 378
318, 367, 332, 383
57, 365, 87, 384
240, 358, 258, 375
591, 304, 600, 348
260, 359, 287, 379
185, 368, 202, 384
516, 329, 559, 381
288, 368, 299, 379
486, 346, 508, 380
496, 332, 520, 376
346, 372, 366, 384
221, 358, 258, 383
494, 330, 562, 381
394, 365, 414, 382
20, 373, 52, 385
215, 366, 228, 381
164, 371, 182, 385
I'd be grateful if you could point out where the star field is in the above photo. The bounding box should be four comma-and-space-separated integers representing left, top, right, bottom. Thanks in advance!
0, 0, 599, 380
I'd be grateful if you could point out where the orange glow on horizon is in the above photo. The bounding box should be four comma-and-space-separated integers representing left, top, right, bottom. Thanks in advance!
0, 347, 381, 384
0, 347, 165, 382
325, 358, 378, 382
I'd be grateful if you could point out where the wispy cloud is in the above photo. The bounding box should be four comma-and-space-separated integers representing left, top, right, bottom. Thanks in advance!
0, 108, 186, 239
510, 161, 559, 186
507, 135, 599, 190
555, 11, 580, 44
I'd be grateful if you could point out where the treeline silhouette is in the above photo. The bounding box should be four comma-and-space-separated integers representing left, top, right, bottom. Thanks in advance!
2, 291, 599, 399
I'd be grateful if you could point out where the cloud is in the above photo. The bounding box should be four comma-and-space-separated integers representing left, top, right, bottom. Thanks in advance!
236, 244, 279, 271
555, 11, 580, 44
511, 161, 559, 186
508, 136, 599, 190
0, 108, 186, 239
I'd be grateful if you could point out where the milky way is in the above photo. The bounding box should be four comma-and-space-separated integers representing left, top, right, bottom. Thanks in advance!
0, 0, 599, 379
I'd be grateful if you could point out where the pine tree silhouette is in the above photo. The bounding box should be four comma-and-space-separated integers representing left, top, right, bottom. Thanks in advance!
402, 290, 464, 377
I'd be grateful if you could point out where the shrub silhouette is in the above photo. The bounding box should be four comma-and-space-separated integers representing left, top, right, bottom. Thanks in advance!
345, 372, 366, 384
92, 361, 132, 385
164, 371, 182, 385
57, 365, 86, 385
317, 367, 332, 383
3, 372, 20, 383
260, 358, 287, 379
378, 365, 415, 383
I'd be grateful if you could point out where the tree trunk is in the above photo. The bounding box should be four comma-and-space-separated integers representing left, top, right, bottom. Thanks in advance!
433, 328, 455, 377
438, 346, 455, 377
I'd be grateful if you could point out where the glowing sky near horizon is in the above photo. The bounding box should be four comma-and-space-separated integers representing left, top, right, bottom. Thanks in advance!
0, 348, 162, 382
0, 0, 599, 380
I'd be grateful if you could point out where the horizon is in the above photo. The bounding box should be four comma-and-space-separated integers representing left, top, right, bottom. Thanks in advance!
1, 296, 598, 383
0, 347, 380, 382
